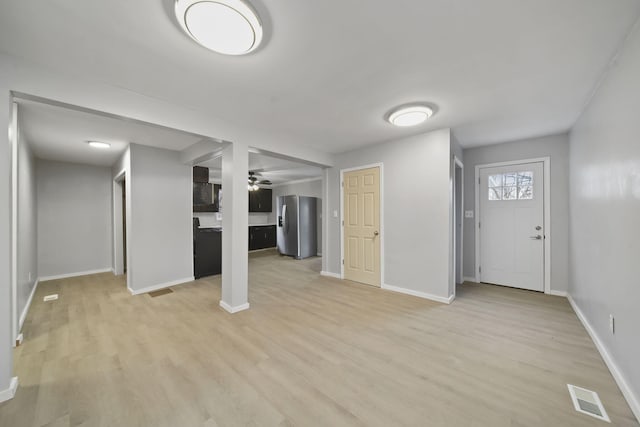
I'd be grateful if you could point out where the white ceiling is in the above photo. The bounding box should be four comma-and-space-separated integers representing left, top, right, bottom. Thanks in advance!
198, 152, 323, 185
17, 99, 206, 167
2, 1, 639, 151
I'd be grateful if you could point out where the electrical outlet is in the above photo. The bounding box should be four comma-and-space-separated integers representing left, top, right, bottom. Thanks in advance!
609, 314, 615, 334
465, 210, 474, 218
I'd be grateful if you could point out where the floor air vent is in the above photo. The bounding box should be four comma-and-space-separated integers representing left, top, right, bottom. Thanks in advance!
149, 288, 173, 297
567, 384, 610, 423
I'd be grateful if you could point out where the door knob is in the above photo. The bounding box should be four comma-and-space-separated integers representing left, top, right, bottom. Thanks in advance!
535, 225, 542, 230
529, 235, 542, 240
374, 231, 379, 236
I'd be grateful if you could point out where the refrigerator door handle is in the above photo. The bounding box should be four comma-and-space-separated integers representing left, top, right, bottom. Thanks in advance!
282, 204, 287, 233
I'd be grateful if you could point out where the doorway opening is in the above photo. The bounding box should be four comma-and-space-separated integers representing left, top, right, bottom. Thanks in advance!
113, 172, 128, 282
474, 158, 551, 293
453, 157, 464, 297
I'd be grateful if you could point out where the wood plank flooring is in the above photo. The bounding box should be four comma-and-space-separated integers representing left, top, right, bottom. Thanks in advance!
1, 250, 637, 426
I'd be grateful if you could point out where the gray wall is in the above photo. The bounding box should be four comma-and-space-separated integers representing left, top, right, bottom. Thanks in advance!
462, 134, 570, 292
271, 178, 323, 254
325, 128, 452, 299
16, 118, 37, 327
128, 144, 193, 291
37, 160, 112, 278
569, 22, 640, 410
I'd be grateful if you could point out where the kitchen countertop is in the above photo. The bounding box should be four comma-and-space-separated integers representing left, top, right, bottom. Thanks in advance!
249, 223, 276, 227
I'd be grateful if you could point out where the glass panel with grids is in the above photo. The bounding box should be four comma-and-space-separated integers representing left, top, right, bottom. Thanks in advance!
488, 171, 533, 201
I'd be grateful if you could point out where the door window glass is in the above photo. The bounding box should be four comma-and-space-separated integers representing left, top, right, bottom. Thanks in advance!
488, 171, 533, 201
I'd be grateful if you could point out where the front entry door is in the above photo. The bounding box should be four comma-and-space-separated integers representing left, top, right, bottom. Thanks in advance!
479, 162, 544, 291
343, 167, 380, 287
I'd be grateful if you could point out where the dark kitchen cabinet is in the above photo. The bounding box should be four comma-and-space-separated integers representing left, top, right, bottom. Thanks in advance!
248, 188, 272, 212
193, 166, 209, 183
248, 225, 276, 251
193, 183, 221, 212
194, 227, 222, 278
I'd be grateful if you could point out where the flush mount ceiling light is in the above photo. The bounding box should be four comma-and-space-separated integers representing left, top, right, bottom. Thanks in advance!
387, 104, 435, 127
87, 141, 111, 149
175, 0, 263, 55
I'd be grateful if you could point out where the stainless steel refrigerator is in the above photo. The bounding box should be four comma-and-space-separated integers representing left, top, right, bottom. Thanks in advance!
277, 195, 317, 259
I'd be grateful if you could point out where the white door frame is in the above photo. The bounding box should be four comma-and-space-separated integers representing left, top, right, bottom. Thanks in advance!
10, 102, 19, 344
474, 157, 551, 294
452, 156, 464, 297
339, 163, 384, 286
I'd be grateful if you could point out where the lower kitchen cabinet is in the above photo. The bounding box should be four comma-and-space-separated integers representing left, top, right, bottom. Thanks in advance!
194, 228, 222, 279
249, 225, 276, 251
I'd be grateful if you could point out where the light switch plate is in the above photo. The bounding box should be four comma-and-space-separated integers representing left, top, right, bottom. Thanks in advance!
333, 210, 338, 218
465, 210, 474, 218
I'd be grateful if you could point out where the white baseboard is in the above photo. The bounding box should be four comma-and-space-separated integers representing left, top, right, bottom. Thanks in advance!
548, 290, 568, 297
320, 271, 341, 279
219, 301, 250, 314
39, 268, 112, 282
0, 377, 18, 403
463, 276, 478, 283
567, 295, 640, 422
128, 277, 195, 296
382, 284, 454, 305
18, 278, 38, 334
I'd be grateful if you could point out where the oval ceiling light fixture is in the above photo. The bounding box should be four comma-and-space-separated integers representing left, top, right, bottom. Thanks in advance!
175, 0, 263, 55
387, 104, 435, 127
87, 141, 111, 149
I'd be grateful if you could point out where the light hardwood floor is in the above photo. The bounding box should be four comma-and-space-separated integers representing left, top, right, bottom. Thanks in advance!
1, 250, 637, 426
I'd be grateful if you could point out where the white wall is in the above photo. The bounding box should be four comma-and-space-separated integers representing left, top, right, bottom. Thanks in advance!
128, 143, 193, 292
37, 160, 112, 278
271, 178, 323, 254
569, 22, 640, 418
462, 134, 570, 292
16, 115, 37, 329
325, 129, 452, 300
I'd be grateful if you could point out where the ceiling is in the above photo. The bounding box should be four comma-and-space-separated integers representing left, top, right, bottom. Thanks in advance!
2, 1, 639, 151
198, 152, 324, 185
17, 99, 207, 167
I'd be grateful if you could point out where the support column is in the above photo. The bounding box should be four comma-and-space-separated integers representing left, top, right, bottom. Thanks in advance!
0, 90, 18, 402
220, 141, 249, 313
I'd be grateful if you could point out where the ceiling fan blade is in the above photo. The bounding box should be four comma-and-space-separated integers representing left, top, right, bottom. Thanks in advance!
258, 180, 272, 185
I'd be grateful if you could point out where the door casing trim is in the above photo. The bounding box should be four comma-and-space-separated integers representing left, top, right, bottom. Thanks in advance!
340, 163, 384, 287
474, 157, 551, 294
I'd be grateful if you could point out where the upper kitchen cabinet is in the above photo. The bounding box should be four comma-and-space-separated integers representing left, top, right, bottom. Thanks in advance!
249, 188, 272, 212
193, 166, 209, 183
193, 166, 221, 212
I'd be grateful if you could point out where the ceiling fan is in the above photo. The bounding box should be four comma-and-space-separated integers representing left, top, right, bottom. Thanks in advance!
248, 171, 272, 191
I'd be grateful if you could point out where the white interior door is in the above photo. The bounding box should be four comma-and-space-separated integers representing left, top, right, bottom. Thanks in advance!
479, 162, 544, 291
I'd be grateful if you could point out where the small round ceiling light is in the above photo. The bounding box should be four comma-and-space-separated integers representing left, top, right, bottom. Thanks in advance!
175, 0, 263, 55
387, 104, 435, 127
87, 141, 111, 149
